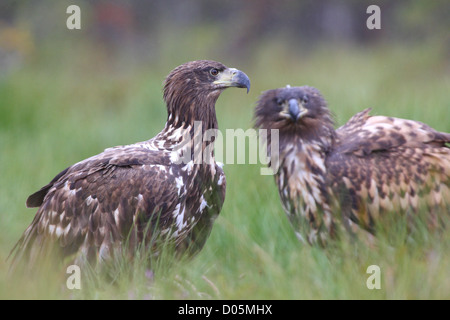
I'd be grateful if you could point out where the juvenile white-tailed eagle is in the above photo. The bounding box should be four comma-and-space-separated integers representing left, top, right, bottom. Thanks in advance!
11, 60, 250, 267
255, 85, 449, 245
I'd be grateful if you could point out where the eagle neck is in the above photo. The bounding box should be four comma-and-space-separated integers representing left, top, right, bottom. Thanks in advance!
275, 136, 332, 219
157, 94, 221, 168
164, 94, 219, 133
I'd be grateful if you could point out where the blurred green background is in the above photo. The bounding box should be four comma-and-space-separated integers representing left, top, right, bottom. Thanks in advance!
0, 0, 449, 299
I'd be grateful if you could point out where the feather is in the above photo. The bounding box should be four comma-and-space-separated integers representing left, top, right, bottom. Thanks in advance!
255, 86, 449, 245
10, 60, 248, 270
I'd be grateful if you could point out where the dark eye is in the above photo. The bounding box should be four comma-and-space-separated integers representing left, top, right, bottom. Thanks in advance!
276, 98, 283, 106
302, 95, 309, 104
210, 68, 219, 76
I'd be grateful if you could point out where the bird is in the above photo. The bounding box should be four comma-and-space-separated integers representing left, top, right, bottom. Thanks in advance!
254, 85, 449, 245
10, 60, 250, 269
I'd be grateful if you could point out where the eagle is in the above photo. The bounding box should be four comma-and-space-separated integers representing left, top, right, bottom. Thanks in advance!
254, 85, 450, 245
11, 60, 250, 268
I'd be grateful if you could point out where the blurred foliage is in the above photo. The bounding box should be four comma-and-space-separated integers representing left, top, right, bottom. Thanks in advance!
1, 0, 449, 72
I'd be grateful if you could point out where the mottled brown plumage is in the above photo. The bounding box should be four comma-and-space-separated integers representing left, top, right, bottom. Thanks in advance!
11, 60, 250, 268
255, 86, 449, 245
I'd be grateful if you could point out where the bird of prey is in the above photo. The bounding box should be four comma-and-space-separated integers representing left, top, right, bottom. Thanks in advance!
254, 85, 449, 245
11, 60, 250, 268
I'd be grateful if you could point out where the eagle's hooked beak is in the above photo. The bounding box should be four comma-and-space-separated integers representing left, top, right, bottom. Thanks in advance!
213, 68, 251, 93
287, 99, 308, 121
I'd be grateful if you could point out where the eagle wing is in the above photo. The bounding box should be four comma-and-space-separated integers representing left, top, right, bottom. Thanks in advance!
334, 108, 450, 155
326, 109, 450, 232
12, 145, 190, 266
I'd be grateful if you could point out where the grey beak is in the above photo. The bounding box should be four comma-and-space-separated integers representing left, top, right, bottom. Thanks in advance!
214, 68, 251, 93
288, 99, 300, 120
230, 69, 251, 93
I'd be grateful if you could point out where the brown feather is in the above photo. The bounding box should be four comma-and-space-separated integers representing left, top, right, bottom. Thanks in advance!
255, 86, 449, 245
11, 60, 248, 270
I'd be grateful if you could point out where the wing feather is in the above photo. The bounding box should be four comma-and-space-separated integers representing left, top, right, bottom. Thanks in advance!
335, 108, 450, 155
327, 109, 450, 232
11, 146, 184, 267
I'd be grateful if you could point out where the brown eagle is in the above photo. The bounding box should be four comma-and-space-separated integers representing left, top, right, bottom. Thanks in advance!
11, 60, 250, 268
255, 85, 450, 245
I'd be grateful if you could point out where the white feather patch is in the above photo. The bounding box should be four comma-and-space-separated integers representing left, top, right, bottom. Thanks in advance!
85, 195, 94, 206
175, 206, 186, 230
113, 208, 120, 225
48, 225, 55, 235
199, 195, 209, 212
168, 126, 186, 141
170, 151, 180, 163
157, 139, 165, 148
175, 176, 184, 195
64, 222, 71, 236
182, 160, 194, 174
172, 203, 181, 218
55, 226, 64, 237
139, 142, 159, 151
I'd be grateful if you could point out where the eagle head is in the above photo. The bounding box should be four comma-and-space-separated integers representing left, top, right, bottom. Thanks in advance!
254, 86, 333, 140
163, 60, 250, 128
164, 60, 250, 96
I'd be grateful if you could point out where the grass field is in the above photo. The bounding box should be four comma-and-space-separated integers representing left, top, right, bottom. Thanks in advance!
0, 37, 449, 299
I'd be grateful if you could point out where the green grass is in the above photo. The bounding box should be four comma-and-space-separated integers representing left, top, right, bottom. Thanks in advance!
0, 37, 449, 299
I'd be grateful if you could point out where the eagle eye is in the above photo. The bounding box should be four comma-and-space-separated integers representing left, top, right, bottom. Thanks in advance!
210, 68, 219, 76
302, 95, 309, 104
276, 98, 284, 106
